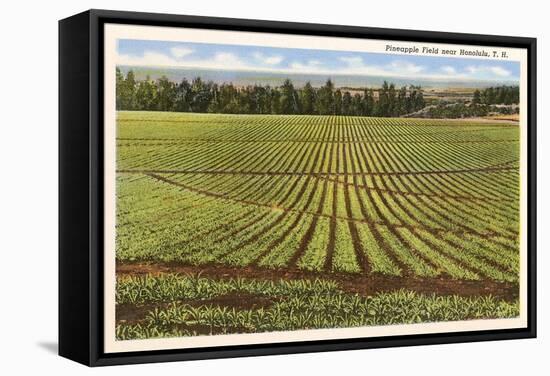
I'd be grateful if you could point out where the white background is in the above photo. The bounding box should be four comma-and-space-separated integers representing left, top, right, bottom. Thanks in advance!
0, 0, 546, 374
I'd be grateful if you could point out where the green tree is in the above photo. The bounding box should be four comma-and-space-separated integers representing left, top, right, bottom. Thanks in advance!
190, 77, 212, 113
115, 74, 437, 117
342, 91, 352, 116
135, 76, 157, 110
217, 83, 237, 113
472, 89, 481, 106
334, 89, 343, 115
377, 81, 390, 116
238, 86, 253, 114
156, 76, 176, 111
351, 93, 363, 116
280, 79, 299, 114
409, 85, 425, 112
316, 79, 335, 115
388, 83, 397, 116
115, 68, 125, 110
363, 89, 375, 116
117, 70, 137, 110
255, 86, 271, 114
299, 82, 316, 114
270, 90, 281, 114
397, 86, 408, 115
175, 78, 192, 112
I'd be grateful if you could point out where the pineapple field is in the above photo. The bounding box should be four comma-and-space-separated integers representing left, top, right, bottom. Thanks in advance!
114, 111, 520, 339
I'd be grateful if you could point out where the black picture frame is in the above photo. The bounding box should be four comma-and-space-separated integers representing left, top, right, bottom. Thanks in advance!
59, 9, 537, 367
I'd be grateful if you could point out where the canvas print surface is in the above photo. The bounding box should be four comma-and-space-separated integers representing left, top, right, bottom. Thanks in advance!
103, 24, 528, 352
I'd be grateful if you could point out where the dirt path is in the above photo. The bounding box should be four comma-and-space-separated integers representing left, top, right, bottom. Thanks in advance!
116, 261, 519, 302
119, 165, 517, 177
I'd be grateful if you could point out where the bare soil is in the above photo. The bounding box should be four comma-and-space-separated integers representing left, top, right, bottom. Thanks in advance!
116, 261, 519, 302
116, 291, 278, 324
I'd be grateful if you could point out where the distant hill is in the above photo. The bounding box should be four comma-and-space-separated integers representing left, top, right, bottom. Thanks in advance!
118, 65, 519, 89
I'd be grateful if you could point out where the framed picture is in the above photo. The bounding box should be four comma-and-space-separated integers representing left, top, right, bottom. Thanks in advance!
59, 9, 536, 366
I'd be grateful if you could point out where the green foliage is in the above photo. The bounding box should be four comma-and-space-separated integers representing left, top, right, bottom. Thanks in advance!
424, 102, 519, 119
472, 89, 481, 105
279, 79, 299, 114
116, 112, 520, 281
115, 71, 425, 116
420, 85, 520, 119
480, 86, 519, 105
116, 68, 136, 110
114, 112, 521, 341
116, 273, 340, 305
116, 274, 519, 340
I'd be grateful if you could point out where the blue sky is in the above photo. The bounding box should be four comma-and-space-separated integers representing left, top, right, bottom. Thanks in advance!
117, 39, 519, 83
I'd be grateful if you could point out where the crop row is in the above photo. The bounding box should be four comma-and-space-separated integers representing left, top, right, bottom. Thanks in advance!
118, 111, 517, 143
115, 273, 519, 340
116, 112, 520, 282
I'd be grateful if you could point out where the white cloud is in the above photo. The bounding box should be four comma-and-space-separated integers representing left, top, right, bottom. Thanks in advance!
252, 52, 283, 65
117, 51, 185, 67
336, 56, 425, 77
466, 65, 511, 77
288, 62, 314, 72
489, 66, 511, 77
441, 66, 456, 75
388, 61, 425, 74
288, 59, 325, 73
307, 59, 322, 66
212, 52, 246, 68
339, 56, 363, 66
117, 49, 516, 83
117, 50, 251, 71
170, 47, 193, 58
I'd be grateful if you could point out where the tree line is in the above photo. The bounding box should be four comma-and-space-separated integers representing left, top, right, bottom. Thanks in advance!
472, 85, 519, 105
423, 103, 518, 119
418, 85, 520, 119
116, 68, 426, 117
